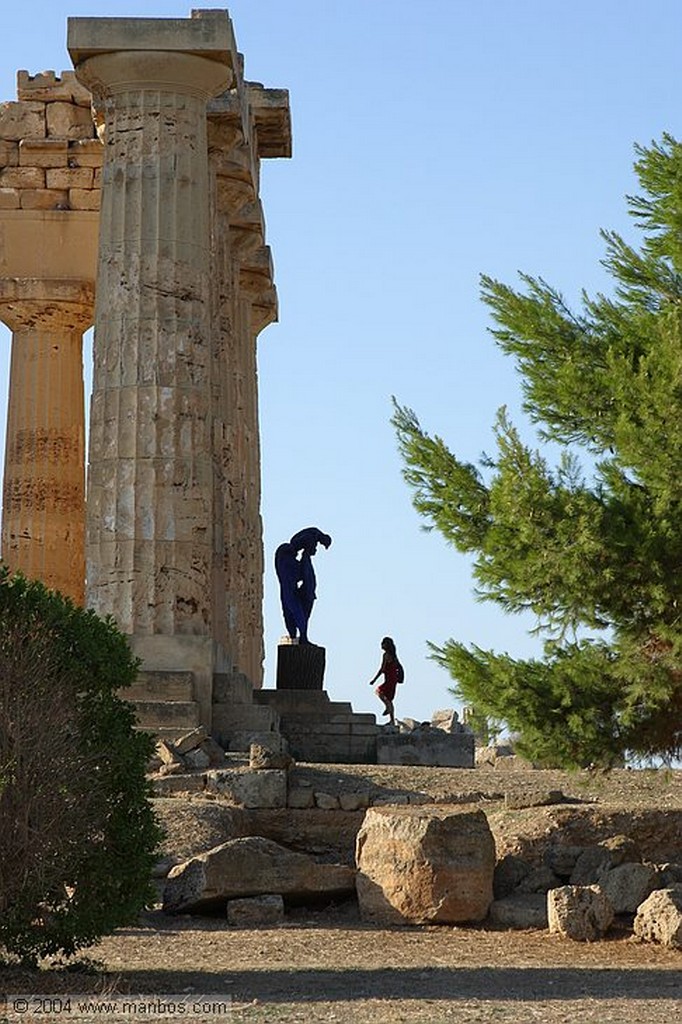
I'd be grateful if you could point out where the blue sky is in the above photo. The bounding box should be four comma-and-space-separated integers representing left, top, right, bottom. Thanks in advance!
1, 1, 680, 725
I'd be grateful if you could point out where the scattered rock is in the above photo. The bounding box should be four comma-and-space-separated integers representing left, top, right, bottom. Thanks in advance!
494, 855, 532, 900
548, 885, 614, 941
488, 893, 548, 930
174, 727, 211, 756
154, 798, 245, 862
544, 844, 584, 877
598, 861, 658, 914
633, 886, 682, 948
430, 709, 464, 733
505, 789, 566, 810
515, 865, 562, 895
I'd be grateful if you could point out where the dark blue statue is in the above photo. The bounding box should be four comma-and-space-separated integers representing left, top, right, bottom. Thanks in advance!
275, 527, 332, 643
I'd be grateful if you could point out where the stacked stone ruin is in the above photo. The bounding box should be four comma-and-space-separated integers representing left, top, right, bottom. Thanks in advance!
0, 10, 290, 741
0, 10, 476, 767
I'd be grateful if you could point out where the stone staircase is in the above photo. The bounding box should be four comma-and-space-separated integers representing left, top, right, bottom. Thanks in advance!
123, 670, 201, 742
212, 672, 281, 751
123, 668, 280, 751
253, 689, 379, 764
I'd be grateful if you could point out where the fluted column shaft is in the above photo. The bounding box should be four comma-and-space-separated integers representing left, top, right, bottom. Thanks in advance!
74, 50, 229, 636
1, 299, 88, 603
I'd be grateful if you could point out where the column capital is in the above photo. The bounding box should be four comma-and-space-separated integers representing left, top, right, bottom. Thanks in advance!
0, 279, 94, 332
68, 14, 236, 101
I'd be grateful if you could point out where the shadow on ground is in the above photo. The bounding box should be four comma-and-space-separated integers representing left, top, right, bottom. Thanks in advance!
70, 965, 682, 1005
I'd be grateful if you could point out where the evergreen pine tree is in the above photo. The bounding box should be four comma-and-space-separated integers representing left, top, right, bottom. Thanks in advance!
393, 134, 682, 768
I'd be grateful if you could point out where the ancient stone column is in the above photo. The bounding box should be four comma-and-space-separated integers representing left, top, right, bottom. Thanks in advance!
0, 71, 100, 604
0, 281, 93, 604
68, 15, 235, 725
207, 82, 290, 689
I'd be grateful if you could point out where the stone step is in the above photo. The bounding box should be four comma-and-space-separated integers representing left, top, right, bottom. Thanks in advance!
253, 688, 331, 712
280, 717, 379, 736
131, 700, 201, 731
213, 672, 254, 705
286, 734, 377, 765
213, 703, 278, 734
124, 670, 195, 702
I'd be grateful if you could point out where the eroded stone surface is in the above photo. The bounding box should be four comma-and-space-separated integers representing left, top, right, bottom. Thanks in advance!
634, 886, 682, 948
547, 884, 614, 941
163, 835, 355, 913
355, 804, 495, 925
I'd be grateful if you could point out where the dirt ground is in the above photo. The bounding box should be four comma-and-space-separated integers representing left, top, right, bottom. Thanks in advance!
2, 765, 681, 1023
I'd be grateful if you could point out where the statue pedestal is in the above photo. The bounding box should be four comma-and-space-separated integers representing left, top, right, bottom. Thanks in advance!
276, 642, 325, 690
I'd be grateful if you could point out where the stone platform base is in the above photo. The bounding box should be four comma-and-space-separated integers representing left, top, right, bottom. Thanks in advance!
377, 729, 475, 767
276, 643, 325, 689
254, 688, 379, 764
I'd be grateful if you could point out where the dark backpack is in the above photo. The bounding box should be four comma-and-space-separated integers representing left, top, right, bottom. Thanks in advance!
396, 661, 405, 684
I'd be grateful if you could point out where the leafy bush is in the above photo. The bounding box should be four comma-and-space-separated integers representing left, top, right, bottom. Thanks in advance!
0, 566, 163, 963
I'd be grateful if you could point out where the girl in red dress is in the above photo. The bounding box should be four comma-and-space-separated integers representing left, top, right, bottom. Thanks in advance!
369, 636, 403, 725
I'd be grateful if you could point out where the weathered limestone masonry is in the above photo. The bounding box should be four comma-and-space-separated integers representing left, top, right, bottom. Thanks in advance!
207, 73, 291, 692
0, 71, 101, 603
65, 10, 290, 738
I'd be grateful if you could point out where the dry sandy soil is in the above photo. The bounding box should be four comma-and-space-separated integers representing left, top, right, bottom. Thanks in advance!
2, 765, 681, 1023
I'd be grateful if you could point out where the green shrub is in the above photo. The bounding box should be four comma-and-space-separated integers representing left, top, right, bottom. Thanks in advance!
0, 566, 163, 963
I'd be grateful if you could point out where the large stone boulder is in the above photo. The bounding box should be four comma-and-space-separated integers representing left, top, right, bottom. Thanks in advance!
163, 836, 355, 913
355, 805, 495, 925
548, 884, 614, 941
634, 886, 682, 948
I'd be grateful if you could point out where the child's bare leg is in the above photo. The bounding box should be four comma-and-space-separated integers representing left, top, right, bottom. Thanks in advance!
387, 699, 395, 725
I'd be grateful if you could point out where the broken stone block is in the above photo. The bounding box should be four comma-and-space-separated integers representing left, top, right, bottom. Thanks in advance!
163, 836, 355, 913
634, 886, 682, 948
249, 742, 292, 770
173, 726, 209, 756
155, 740, 183, 767
184, 748, 211, 770
0, 100, 45, 140
199, 737, 228, 767
598, 862, 658, 915
227, 894, 284, 926
377, 730, 474, 767
488, 893, 548, 930
356, 805, 494, 925
204, 768, 286, 809
430, 708, 462, 733
547, 885, 614, 941
45, 100, 95, 140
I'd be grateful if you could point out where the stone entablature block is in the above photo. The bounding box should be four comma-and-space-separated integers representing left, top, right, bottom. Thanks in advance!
0, 72, 101, 213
